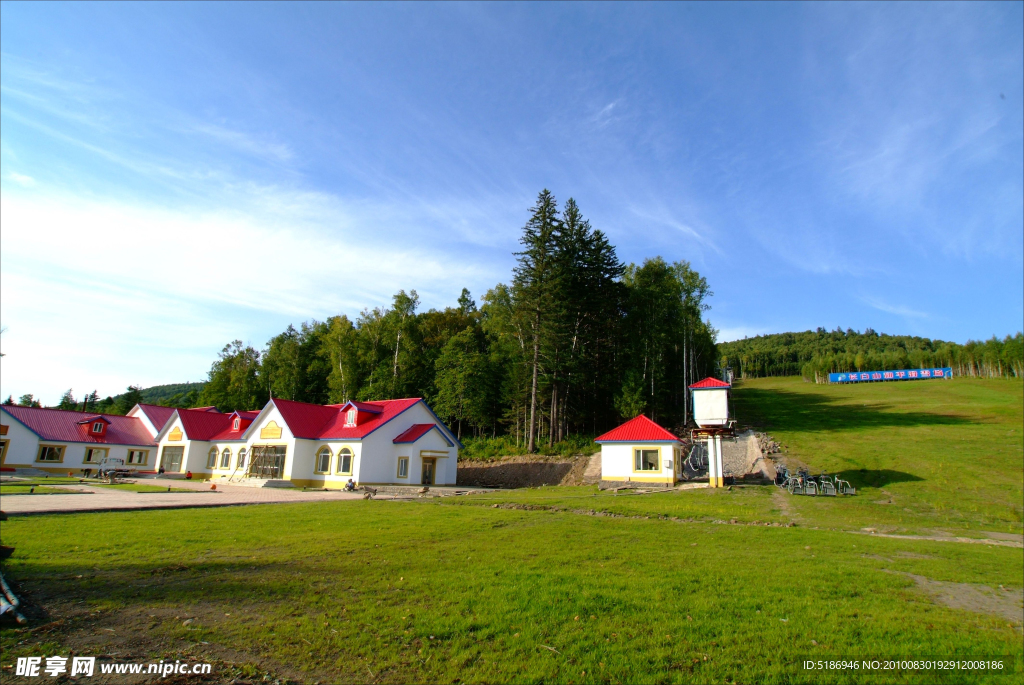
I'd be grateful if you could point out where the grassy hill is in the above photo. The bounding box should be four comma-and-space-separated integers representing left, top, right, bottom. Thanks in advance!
718, 329, 1023, 380
2, 377, 1021, 682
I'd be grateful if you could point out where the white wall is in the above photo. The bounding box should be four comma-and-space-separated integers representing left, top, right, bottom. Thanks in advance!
693, 389, 729, 427
600, 442, 678, 483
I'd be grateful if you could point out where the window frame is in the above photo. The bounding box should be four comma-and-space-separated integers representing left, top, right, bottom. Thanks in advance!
315, 446, 332, 474
0, 438, 9, 465
237, 447, 247, 469
127, 449, 148, 465
336, 447, 354, 475
91, 421, 105, 434
397, 456, 409, 479
83, 447, 109, 464
36, 444, 66, 463
345, 409, 356, 426
207, 447, 218, 469
220, 447, 232, 469
633, 448, 661, 472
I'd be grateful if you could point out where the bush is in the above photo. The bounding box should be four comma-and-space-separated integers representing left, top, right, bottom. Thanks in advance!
460, 434, 599, 461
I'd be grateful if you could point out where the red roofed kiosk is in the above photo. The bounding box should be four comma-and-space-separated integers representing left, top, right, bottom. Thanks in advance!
594, 415, 681, 487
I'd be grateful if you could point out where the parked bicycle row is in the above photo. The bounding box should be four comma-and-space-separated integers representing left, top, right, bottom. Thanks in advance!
775, 465, 856, 496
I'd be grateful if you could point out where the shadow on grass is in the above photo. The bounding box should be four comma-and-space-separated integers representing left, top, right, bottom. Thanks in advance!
836, 469, 924, 489
732, 386, 973, 433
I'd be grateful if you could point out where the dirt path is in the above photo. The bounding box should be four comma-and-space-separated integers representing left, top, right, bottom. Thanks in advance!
900, 572, 1024, 624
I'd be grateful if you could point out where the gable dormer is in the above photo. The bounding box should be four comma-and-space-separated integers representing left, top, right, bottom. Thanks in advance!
78, 415, 111, 437
339, 401, 383, 427
229, 411, 255, 433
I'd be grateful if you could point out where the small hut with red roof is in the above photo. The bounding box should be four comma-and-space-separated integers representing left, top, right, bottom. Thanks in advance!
594, 415, 681, 487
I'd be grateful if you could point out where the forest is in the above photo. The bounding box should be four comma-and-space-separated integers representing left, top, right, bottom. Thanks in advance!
11, 191, 717, 451
718, 329, 1024, 382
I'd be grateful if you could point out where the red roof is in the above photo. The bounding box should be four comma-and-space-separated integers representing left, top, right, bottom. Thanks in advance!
393, 423, 451, 445
689, 377, 731, 389
274, 397, 422, 439
2, 406, 157, 446
135, 404, 177, 432
595, 415, 679, 443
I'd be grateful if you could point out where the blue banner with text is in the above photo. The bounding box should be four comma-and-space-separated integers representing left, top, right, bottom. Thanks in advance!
829, 368, 953, 383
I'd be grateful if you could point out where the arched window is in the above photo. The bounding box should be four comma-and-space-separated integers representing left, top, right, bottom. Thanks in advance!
220, 448, 232, 469
337, 447, 353, 475
233, 417, 240, 430
238, 448, 247, 469
315, 446, 332, 474
207, 447, 218, 469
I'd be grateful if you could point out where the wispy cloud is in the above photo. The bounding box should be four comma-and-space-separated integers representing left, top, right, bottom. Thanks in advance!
5, 171, 36, 187
862, 297, 928, 319
190, 122, 294, 164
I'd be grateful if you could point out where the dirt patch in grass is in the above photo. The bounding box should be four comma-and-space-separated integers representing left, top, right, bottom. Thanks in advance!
902, 573, 1024, 625
2, 597, 308, 684
457, 455, 584, 488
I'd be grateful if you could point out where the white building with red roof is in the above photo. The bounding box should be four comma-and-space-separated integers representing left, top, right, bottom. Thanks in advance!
594, 415, 682, 486
1, 405, 158, 474
147, 397, 460, 487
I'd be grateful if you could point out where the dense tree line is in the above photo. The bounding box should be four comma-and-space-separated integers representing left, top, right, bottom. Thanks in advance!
718, 329, 1024, 382
187, 190, 717, 447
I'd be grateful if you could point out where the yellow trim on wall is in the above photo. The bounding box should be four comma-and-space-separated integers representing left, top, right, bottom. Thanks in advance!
602, 475, 674, 483
168, 427, 183, 442
260, 421, 283, 440
0, 438, 8, 466
36, 444, 66, 464
397, 456, 409, 478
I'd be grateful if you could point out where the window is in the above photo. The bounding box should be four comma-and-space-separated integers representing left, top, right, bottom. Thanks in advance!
237, 448, 247, 469
91, 421, 105, 434
127, 450, 148, 465
336, 447, 353, 475
233, 417, 240, 430
220, 448, 232, 469
36, 445, 65, 462
397, 456, 409, 478
315, 446, 332, 474
207, 448, 218, 469
345, 408, 356, 426
84, 447, 108, 463
634, 448, 660, 472
0, 439, 9, 464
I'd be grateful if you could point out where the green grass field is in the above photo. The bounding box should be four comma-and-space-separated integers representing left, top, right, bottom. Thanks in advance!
0, 377, 1021, 684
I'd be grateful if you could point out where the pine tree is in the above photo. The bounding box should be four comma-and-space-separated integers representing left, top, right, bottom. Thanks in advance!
512, 190, 563, 452
58, 389, 77, 410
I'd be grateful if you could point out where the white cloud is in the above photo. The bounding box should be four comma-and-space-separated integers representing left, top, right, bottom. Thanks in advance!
5, 171, 36, 187
0, 189, 501, 403
862, 297, 929, 319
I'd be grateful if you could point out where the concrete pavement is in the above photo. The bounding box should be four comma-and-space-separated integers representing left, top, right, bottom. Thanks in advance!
0, 477, 365, 516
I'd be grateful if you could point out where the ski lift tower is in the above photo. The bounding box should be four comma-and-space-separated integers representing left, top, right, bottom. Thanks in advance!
689, 377, 734, 487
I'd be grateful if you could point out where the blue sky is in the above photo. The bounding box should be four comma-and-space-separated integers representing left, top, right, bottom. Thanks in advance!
1, 2, 1021, 404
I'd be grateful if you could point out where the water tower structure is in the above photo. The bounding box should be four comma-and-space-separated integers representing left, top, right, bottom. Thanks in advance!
689, 377, 734, 487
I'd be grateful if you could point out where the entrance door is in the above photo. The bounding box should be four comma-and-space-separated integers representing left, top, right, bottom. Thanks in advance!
161, 446, 184, 472
421, 458, 436, 485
